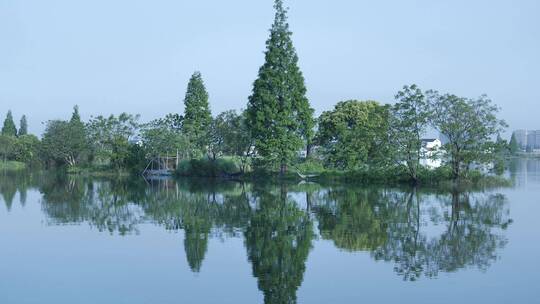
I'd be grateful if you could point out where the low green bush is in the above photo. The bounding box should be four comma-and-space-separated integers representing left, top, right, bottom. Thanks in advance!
0, 161, 26, 171
176, 157, 240, 177
294, 158, 326, 173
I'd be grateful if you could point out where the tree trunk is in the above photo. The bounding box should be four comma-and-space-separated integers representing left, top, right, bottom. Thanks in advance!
452, 159, 460, 181
306, 142, 312, 159
280, 162, 287, 176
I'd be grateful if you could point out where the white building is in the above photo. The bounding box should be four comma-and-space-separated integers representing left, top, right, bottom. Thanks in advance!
420, 138, 442, 169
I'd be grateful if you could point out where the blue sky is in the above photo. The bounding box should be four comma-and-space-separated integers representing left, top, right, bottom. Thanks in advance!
1, 0, 539, 136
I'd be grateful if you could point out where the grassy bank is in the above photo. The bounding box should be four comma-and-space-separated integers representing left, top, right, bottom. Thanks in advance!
0, 161, 26, 171
170, 157, 511, 188
66, 165, 131, 177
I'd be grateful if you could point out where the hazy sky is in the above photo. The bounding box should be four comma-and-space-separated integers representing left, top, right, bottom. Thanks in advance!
1, 0, 539, 136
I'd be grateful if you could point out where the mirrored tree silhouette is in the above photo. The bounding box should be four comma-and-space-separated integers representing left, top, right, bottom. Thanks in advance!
245, 185, 314, 304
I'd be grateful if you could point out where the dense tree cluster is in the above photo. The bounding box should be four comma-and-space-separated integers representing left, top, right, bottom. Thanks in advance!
0, 111, 40, 165
1, 0, 508, 182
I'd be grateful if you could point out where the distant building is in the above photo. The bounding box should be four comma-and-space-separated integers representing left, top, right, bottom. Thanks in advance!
527, 132, 536, 151
513, 129, 528, 150
513, 130, 540, 152
420, 138, 442, 169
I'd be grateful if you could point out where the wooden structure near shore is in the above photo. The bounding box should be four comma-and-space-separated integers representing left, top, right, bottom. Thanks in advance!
142, 151, 180, 177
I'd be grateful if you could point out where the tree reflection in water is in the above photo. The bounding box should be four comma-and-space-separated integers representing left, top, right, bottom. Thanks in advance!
245, 184, 314, 304
314, 188, 512, 281
0, 172, 513, 301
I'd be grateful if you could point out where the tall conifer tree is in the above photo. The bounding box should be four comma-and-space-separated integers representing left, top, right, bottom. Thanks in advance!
246, 0, 314, 174
509, 133, 519, 154
183, 71, 212, 156
18, 115, 28, 136
68, 106, 88, 166
1, 110, 17, 137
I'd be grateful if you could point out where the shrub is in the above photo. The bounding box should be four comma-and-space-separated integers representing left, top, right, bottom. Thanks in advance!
0, 161, 26, 171
295, 158, 325, 173
176, 158, 240, 177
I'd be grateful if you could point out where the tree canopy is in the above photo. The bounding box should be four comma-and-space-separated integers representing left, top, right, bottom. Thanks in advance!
246, 0, 314, 174
18, 115, 28, 136
427, 92, 507, 180
86, 113, 140, 168
316, 100, 391, 170
1, 111, 17, 137
390, 85, 431, 182
509, 133, 519, 154
183, 71, 212, 157
41, 106, 89, 167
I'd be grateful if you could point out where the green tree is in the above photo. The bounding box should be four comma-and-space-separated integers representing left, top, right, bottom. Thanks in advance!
86, 113, 140, 169
18, 115, 28, 136
390, 85, 431, 183
246, 0, 314, 174
68, 106, 88, 166
13, 135, 40, 164
316, 100, 391, 170
427, 92, 507, 180
1, 111, 17, 137
182, 71, 212, 157
0, 135, 16, 162
41, 106, 89, 167
161, 113, 183, 131
209, 110, 253, 171
141, 119, 189, 159
509, 133, 519, 154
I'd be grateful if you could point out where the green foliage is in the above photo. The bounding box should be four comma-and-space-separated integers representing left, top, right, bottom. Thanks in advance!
509, 133, 519, 154
316, 100, 391, 170
1, 110, 17, 137
294, 158, 325, 173
18, 115, 28, 136
246, 0, 314, 174
0, 134, 39, 165
0, 161, 26, 171
86, 113, 140, 169
183, 71, 212, 156
0, 135, 17, 162
125, 144, 147, 174
428, 92, 507, 180
13, 134, 40, 164
41, 106, 89, 167
176, 158, 239, 177
142, 119, 189, 158
209, 110, 253, 171
160, 113, 183, 131
390, 84, 431, 182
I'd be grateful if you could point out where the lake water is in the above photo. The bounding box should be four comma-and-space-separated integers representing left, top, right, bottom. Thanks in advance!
1, 159, 539, 304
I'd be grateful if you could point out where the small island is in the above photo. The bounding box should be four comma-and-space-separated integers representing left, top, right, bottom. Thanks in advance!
1, 0, 509, 188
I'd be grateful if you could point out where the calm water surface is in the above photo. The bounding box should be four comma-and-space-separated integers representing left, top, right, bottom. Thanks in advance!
1, 159, 539, 304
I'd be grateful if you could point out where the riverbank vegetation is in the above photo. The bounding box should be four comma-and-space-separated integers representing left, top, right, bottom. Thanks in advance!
1, 0, 510, 185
